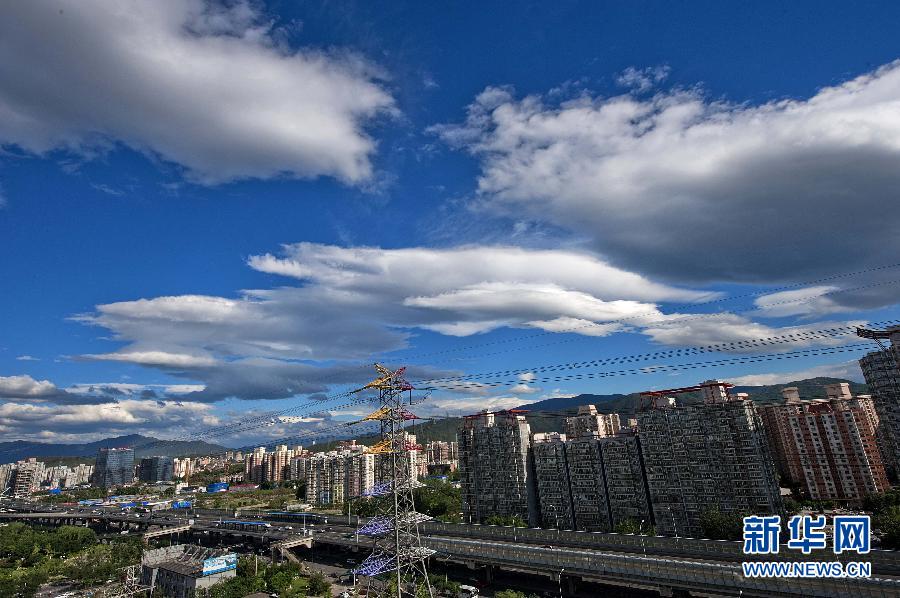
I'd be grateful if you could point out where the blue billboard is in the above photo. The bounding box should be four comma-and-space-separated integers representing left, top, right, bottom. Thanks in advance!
207, 482, 229, 493
202, 553, 237, 576
172, 500, 193, 509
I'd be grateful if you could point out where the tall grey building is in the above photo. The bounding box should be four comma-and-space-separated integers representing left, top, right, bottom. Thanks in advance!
637, 381, 781, 538
458, 410, 538, 526
597, 433, 652, 529
532, 433, 575, 529
93, 447, 135, 488
139, 456, 175, 482
532, 407, 651, 533
859, 326, 900, 477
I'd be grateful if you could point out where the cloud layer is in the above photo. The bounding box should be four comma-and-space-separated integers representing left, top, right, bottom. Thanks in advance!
433, 62, 900, 283
0, 1, 393, 183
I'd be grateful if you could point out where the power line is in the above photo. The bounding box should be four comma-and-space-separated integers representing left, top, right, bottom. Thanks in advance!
413, 319, 900, 385
421, 343, 873, 392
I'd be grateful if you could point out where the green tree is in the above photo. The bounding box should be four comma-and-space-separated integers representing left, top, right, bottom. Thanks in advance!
614, 518, 654, 536
699, 508, 744, 541
484, 514, 527, 527
307, 570, 331, 596
50, 526, 97, 555
875, 505, 900, 550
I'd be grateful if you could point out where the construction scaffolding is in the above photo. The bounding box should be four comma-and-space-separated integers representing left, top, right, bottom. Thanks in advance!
352, 364, 435, 597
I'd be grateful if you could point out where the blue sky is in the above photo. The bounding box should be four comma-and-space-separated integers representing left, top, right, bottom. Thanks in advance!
1, 0, 899, 446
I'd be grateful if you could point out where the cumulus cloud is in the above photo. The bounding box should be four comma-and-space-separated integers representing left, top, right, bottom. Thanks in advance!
432, 62, 900, 284
509, 383, 540, 394
72, 242, 873, 403
248, 243, 711, 338
0, 1, 394, 184
0, 374, 110, 404
0, 399, 215, 442
16, 355, 39, 361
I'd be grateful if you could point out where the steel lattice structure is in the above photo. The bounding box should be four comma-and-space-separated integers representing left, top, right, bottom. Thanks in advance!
352, 364, 435, 597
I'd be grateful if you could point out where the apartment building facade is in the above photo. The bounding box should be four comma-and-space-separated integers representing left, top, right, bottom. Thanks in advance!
637, 381, 781, 538
457, 410, 538, 525
758, 383, 889, 503
859, 327, 900, 477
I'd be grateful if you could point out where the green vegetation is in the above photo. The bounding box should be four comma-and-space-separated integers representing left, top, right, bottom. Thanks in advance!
864, 489, 900, 550
613, 518, 655, 536
207, 558, 329, 598
0, 522, 141, 597
699, 508, 745, 541
484, 514, 527, 527
495, 590, 541, 598
347, 478, 462, 523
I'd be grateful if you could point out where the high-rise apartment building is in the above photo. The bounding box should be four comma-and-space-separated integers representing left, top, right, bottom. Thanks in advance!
139, 456, 175, 483
758, 383, 890, 503
530, 407, 651, 533
93, 448, 135, 489
637, 381, 781, 537
304, 442, 373, 505
244, 447, 267, 484
173, 457, 193, 481
596, 432, 652, 529
457, 410, 538, 525
425, 440, 459, 474
565, 405, 621, 438
532, 433, 575, 529
11, 459, 44, 498
244, 445, 305, 485
859, 326, 900, 476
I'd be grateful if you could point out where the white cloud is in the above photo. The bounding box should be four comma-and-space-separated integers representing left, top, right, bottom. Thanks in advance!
0, 375, 61, 399
639, 313, 863, 349
0, 399, 214, 442
81, 350, 218, 368
433, 62, 900, 284
509, 383, 539, 394
728, 360, 864, 386
71, 242, 872, 403
15, 355, 39, 361
617, 66, 670, 92
518, 372, 536, 382
0, 1, 394, 184
753, 286, 844, 318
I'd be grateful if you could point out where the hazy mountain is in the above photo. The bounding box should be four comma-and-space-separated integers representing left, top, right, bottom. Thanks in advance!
0, 434, 227, 464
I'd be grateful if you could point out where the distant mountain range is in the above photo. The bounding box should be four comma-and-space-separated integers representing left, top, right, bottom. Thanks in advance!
312, 376, 868, 447
0, 434, 227, 464
4, 378, 867, 462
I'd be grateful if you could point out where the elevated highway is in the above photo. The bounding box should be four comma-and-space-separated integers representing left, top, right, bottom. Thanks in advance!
5, 506, 900, 597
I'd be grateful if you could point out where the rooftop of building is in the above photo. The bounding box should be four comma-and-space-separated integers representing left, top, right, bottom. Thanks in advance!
142, 544, 232, 579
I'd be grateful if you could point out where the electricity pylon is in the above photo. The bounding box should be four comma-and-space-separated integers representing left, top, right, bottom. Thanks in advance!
352, 364, 434, 597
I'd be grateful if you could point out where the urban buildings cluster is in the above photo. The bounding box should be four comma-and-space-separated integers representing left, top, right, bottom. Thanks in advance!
242, 438, 458, 506
0, 458, 95, 498
458, 343, 900, 538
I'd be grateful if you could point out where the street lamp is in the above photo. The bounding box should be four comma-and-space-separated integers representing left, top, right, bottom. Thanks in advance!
558, 567, 565, 598
667, 506, 678, 538
639, 519, 647, 556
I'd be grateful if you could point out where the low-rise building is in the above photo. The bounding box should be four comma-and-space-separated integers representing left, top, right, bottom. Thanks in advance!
141, 545, 236, 598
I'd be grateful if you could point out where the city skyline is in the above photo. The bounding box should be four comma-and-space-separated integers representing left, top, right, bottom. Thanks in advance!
1, 1, 900, 448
